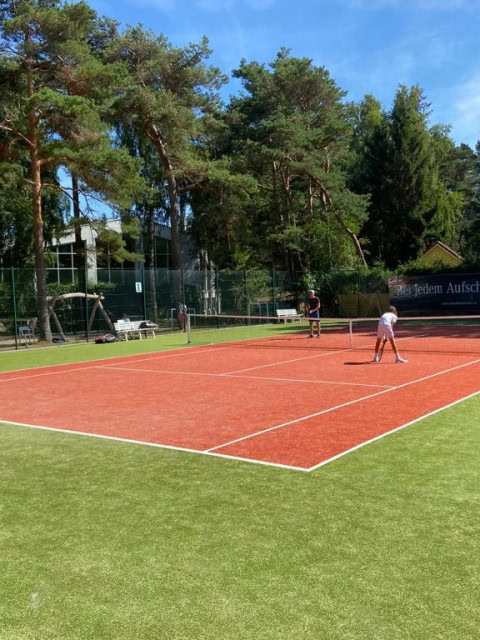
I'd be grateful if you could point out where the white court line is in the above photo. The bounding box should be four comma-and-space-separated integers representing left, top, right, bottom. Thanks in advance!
0, 342, 225, 378
219, 332, 431, 376
0, 346, 229, 384
98, 365, 392, 389
219, 347, 354, 375
0, 419, 307, 473
207, 358, 480, 452
0, 330, 442, 385
306, 390, 480, 472
1, 372, 478, 475
233, 375, 392, 389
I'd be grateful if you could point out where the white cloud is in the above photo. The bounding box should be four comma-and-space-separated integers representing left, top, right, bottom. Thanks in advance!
195, 0, 275, 10
347, 0, 480, 9
133, 0, 177, 11
418, 0, 480, 9
451, 73, 480, 146
136, 0, 275, 14
328, 27, 459, 104
347, 0, 397, 7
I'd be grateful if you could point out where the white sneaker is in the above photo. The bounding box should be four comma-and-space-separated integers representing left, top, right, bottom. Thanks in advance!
396, 357, 408, 363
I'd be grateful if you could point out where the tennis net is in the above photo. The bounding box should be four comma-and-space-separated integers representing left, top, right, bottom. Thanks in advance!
186, 313, 480, 354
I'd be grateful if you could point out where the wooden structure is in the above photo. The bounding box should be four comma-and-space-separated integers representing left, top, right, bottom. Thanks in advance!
46, 293, 115, 341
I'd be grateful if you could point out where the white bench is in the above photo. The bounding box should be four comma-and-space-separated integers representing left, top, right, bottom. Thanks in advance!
114, 320, 157, 340
275, 309, 304, 323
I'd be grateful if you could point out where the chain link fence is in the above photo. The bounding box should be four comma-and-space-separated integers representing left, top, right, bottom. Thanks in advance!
7, 266, 464, 350
1, 267, 302, 350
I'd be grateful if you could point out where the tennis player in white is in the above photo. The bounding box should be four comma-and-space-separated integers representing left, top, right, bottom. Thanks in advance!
373, 306, 408, 363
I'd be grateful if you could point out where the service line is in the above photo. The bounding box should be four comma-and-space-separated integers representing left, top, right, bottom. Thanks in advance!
207, 358, 480, 452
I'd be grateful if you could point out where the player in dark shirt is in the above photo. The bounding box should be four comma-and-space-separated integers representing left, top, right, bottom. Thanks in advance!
307, 289, 321, 338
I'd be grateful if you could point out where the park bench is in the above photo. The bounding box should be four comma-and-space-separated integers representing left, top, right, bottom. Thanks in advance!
114, 320, 157, 340
275, 308, 304, 323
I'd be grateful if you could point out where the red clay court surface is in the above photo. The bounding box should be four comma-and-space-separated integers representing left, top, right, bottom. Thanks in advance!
1, 341, 479, 471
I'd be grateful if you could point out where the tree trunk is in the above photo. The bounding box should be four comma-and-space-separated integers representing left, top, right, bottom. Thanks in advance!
150, 126, 181, 270
26, 38, 51, 341
166, 174, 181, 270
72, 172, 86, 292
147, 208, 158, 321
31, 149, 52, 341
334, 213, 368, 268
315, 178, 369, 269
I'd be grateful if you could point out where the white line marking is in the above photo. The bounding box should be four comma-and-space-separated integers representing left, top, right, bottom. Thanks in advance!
215, 332, 431, 376
233, 375, 392, 388
99, 366, 222, 377
100, 365, 392, 389
0, 342, 224, 376
306, 390, 480, 472
0, 346, 228, 384
207, 358, 480, 452
99, 347, 228, 367
0, 365, 104, 384
0, 419, 307, 472
219, 347, 354, 375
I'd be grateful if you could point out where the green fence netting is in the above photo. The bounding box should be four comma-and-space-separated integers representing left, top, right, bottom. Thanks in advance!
0, 266, 419, 350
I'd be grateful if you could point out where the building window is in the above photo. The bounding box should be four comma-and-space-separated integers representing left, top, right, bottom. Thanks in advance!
155, 237, 171, 269
53, 245, 75, 284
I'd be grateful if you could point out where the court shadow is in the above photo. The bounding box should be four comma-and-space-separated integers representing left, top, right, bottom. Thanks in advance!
344, 361, 373, 366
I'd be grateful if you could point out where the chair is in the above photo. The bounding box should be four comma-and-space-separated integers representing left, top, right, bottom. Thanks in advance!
17, 324, 34, 347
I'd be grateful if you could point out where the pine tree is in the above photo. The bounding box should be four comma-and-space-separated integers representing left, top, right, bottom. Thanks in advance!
104, 27, 228, 272
224, 50, 368, 274
0, 0, 142, 339
357, 86, 441, 267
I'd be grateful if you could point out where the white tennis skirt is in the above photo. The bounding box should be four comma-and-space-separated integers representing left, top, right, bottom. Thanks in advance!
377, 325, 394, 339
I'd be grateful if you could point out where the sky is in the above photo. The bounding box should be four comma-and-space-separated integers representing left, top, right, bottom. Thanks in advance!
86, 0, 480, 149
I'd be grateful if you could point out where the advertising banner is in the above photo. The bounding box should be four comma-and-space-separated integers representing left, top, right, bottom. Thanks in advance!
388, 274, 480, 314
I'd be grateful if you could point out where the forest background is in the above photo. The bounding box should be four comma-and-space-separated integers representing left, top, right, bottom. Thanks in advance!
1, 0, 480, 339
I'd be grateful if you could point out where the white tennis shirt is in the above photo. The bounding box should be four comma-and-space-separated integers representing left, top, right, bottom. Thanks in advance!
379, 312, 398, 327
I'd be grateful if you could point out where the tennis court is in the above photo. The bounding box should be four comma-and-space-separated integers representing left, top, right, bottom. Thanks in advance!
2, 314, 479, 471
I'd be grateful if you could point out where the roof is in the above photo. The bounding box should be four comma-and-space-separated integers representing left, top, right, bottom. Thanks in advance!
422, 241, 462, 261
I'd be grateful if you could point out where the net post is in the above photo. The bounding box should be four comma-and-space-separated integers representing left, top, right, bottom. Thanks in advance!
186, 313, 191, 343
349, 319, 353, 349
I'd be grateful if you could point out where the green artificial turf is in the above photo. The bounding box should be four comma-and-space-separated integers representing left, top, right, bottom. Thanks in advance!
0, 332, 189, 373
1, 397, 479, 639
0, 321, 305, 373
1, 333, 479, 639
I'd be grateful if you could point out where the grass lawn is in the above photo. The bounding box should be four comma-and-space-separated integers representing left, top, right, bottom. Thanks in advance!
0, 321, 302, 373
1, 337, 479, 639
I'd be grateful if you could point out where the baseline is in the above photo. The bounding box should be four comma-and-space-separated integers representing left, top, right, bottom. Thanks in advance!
306, 390, 480, 472
0, 418, 307, 473
211, 361, 480, 468
208, 358, 480, 452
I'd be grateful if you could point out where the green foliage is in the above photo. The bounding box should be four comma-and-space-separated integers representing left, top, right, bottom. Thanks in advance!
1, 2, 480, 280
213, 50, 369, 274
92, 217, 144, 266
0, 0, 143, 272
